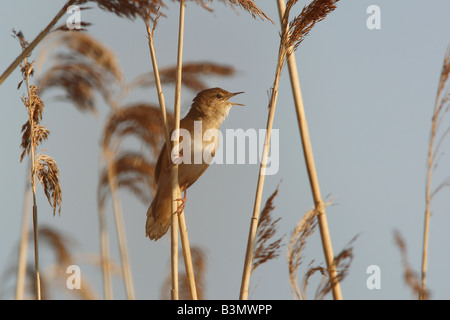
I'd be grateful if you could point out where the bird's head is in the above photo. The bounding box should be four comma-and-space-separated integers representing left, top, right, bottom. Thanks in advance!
191, 87, 244, 122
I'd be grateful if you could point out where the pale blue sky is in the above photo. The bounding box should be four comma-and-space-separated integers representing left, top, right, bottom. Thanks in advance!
1, 0, 450, 299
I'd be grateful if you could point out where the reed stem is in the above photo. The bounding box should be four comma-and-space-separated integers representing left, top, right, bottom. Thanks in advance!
105, 150, 135, 299
15, 165, 31, 300
98, 201, 113, 299
239, 28, 284, 302
276, 0, 342, 300
172, 0, 198, 300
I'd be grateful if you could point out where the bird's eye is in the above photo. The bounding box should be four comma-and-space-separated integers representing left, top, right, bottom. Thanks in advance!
215, 93, 223, 99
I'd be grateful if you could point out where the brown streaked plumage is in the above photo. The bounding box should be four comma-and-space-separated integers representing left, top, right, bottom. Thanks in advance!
146, 87, 244, 240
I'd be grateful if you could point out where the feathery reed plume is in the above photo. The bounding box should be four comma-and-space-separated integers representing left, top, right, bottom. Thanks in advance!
300, 262, 325, 299
421, 44, 450, 300
34, 153, 62, 215
287, 207, 319, 300
54, 22, 92, 33
240, 0, 341, 300
314, 236, 356, 300
286, 198, 353, 300
184, 0, 213, 12
130, 62, 235, 92
39, 32, 123, 114
38, 227, 74, 266
52, 5, 92, 32
293, 236, 355, 300
395, 230, 430, 299
98, 152, 157, 207
19, 86, 48, 162
102, 103, 172, 155
161, 247, 207, 299
219, 0, 272, 22
251, 184, 283, 273
282, 0, 339, 55
77, 0, 163, 20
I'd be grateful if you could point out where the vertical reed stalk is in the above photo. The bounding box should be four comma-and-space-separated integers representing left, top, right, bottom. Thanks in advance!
0, 0, 75, 86
178, 213, 197, 299
420, 46, 450, 299
15, 166, 31, 300
172, 0, 198, 300
169, 1, 183, 301
421, 139, 433, 299
145, 13, 179, 301
239, 26, 284, 302
98, 201, 113, 299
276, 0, 342, 300
104, 149, 135, 299
32, 196, 40, 300
145, 1, 197, 300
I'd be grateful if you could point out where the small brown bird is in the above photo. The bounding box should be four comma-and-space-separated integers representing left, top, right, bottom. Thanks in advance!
146, 87, 244, 240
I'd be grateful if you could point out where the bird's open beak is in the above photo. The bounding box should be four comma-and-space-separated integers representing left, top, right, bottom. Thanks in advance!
229, 91, 245, 106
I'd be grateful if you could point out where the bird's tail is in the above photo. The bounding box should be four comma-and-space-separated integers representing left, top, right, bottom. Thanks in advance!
146, 188, 172, 241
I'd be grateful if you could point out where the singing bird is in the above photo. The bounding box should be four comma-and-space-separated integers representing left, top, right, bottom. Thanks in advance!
146, 87, 244, 240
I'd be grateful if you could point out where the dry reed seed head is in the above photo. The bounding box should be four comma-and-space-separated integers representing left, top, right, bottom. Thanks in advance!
299, 262, 326, 299
12, 29, 34, 85
39, 62, 117, 114
183, 0, 214, 12
393, 230, 430, 299
27, 86, 45, 122
326, 236, 357, 287
252, 184, 283, 273
437, 45, 450, 102
286, 208, 318, 299
102, 103, 172, 154
39, 226, 74, 265
56, 32, 123, 82
218, 0, 273, 22
32, 124, 51, 147
19, 121, 32, 162
302, 236, 356, 300
282, 0, 339, 55
20, 86, 47, 162
38, 32, 123, 114
75, 0, 164, 21
133, 62, 235, 92
98, 152, 157, 206
34, 153, 62, 215
54, 21, 93, 33
12, 29, 29, 50
287, 208, 318, 272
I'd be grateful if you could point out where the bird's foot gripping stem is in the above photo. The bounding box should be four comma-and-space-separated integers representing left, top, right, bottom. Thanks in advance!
173, 189, 187, 216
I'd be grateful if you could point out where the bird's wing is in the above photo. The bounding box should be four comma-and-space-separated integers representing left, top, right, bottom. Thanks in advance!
154, 143, 166, 185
